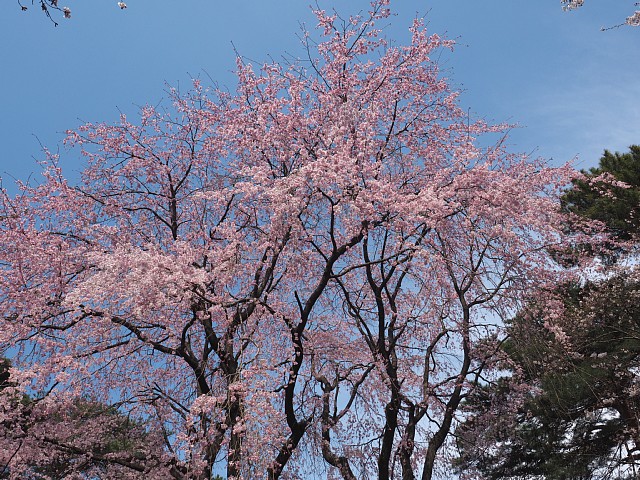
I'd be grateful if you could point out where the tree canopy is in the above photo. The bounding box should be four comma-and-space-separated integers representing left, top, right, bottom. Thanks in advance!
1, 2, 589, 479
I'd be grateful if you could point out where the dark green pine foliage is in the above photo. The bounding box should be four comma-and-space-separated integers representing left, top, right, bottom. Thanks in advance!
562, 145, 640, 241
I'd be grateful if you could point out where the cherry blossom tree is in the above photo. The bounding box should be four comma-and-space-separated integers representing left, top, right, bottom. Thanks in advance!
0, 2, 583, 478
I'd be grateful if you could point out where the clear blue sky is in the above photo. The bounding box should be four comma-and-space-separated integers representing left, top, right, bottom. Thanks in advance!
1, 1, 638, 187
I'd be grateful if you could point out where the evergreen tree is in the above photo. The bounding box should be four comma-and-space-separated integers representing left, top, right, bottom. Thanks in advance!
562, 145, 640, 241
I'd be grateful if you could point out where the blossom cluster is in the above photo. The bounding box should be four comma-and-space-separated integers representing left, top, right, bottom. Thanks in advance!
562, 0, 640, 27
627, 10, 640, 26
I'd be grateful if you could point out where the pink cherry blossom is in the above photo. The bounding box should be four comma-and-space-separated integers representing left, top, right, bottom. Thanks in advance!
0, 2, 596, 479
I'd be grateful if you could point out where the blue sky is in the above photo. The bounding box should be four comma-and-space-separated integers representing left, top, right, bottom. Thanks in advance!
1, 1, 638, 188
